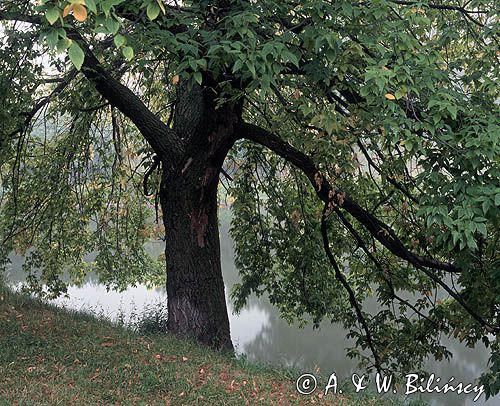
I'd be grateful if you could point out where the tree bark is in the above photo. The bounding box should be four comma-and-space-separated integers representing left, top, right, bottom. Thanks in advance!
158, 81, 240, 351
160, 164, 233, 350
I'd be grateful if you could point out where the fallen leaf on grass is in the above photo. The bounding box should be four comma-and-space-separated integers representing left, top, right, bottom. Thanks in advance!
101, 342, 113, 347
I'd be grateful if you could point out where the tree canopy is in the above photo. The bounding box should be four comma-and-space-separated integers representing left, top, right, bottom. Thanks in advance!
1, 0, 499, 398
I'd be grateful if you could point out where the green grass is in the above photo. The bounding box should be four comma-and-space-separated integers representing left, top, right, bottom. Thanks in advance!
0, 282, 424, 405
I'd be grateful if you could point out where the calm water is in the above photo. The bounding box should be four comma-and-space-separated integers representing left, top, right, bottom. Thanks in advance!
5, 212, 496, 406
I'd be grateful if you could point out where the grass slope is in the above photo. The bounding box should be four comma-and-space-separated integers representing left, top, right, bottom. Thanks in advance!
0, 283, 414, 405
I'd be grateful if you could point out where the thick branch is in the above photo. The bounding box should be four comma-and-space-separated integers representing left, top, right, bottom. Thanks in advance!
0, 11, 39, 24
237, 122, 461, 274
387, 0, 489, 14
239, 121, 500, 333
67, 32, 183, 162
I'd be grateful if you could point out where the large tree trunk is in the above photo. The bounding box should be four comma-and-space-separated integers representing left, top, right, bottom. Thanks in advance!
158, 81, 240, 351
160, 165, 233, 350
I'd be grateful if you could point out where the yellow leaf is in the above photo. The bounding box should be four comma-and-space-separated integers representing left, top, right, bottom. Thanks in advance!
63, 5, 73, 17
172, 74, 180, 85
385, 93, 396, 100
73, 4, 87, 22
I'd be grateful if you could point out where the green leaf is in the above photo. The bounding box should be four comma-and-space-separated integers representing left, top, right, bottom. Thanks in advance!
246, 60, 256, 78
156, 0, 166, 14
232, 59, 244, 73
281, 50, 299, 68
476, 222, 487, 236
193, 71, 203, 85
86, 0, 98, 14
395, 87, 407, 100
57, 38, 72, 53
45, 8, 60, 25
105, 18, 120, 35
403, 139, 414, 152
114, 34, 126, 48
100, 0, 124, 16
122, 46, 134, 61
68, 42, 85, 70
45, 30, 59, 50
147, 3, 161, 21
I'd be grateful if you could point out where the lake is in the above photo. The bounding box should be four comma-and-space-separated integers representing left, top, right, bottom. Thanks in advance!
5, 211, 495, 406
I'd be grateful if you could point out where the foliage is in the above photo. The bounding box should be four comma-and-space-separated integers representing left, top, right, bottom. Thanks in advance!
0, 0, 498, 398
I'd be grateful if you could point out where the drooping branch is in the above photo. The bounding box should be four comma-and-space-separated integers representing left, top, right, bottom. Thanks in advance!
333, 206, 442, 327
143, 155, 161, 197
321, 204, 383, 373
356, 140, 419, 204
0, 11, 184, 163
7, 69, 77, 140
237, 121, 461, 274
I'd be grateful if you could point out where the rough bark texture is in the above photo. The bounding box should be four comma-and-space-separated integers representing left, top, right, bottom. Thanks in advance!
158, 80, 241, 351
160, 168, 232, 350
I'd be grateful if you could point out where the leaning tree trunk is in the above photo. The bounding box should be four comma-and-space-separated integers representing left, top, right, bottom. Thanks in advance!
158, 81, 240, 351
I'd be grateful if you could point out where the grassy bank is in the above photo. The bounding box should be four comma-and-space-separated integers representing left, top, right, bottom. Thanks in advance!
0, 283, 415, 405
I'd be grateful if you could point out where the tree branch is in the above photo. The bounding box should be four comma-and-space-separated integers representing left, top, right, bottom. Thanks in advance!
7, 69, 78, 140
387, 0, 489, 13
239, 121, 499, 333
321, 204, 383, 373
66, 31, 183, 162
0, 10, 39, 24
0, 11, 184, 163
237, 121, 461, 274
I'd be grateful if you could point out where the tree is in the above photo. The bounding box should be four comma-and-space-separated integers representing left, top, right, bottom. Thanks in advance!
1, 0, 499, 397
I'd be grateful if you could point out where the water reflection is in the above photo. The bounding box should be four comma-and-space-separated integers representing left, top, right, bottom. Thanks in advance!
5, 212, 496, 406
